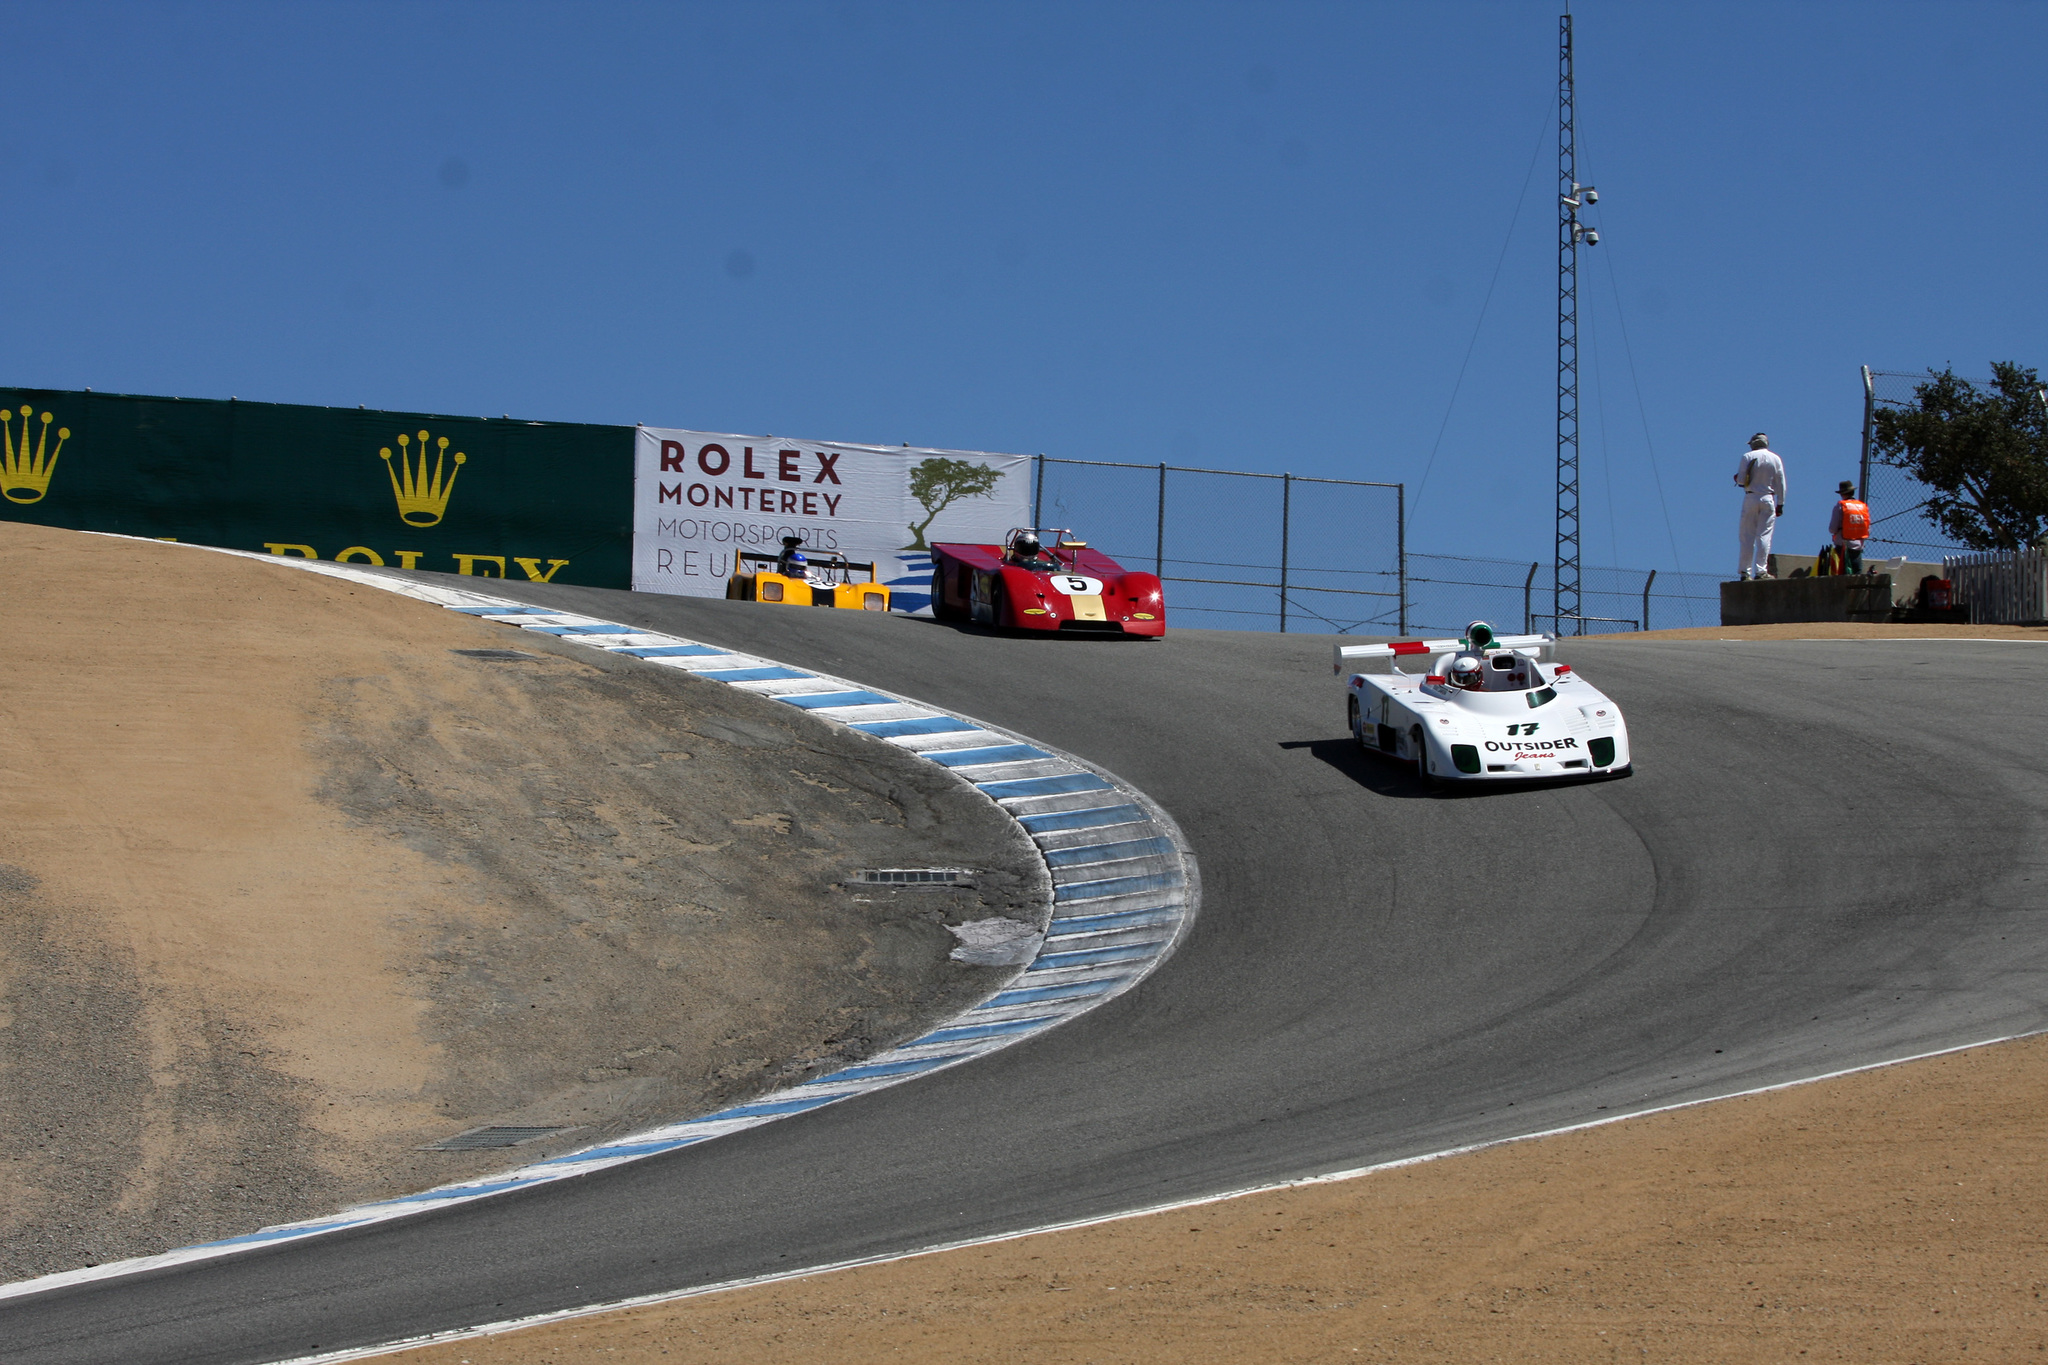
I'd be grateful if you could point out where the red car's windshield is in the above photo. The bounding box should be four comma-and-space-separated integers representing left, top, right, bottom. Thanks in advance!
1005, 531, 1082, 572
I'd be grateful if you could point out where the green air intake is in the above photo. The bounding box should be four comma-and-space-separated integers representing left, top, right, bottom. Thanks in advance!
1590, 736, 1615, 767
1451, 744, 1482, 774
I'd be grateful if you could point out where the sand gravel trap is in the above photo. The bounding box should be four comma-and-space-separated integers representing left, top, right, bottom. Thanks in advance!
386, 1032, 2048, 1364
0, 524, 1045, 1280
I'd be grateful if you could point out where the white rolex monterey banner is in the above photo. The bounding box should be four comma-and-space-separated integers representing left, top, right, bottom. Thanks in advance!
631, 427, 1031, 614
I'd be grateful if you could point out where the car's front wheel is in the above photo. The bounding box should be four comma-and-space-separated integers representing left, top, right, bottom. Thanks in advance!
1412, 726, 1436, 788
929, 568, 958, 622
1348, 696, 1365, 750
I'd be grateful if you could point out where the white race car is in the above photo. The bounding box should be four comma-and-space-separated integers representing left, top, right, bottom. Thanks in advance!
1334, 621, 1631, 785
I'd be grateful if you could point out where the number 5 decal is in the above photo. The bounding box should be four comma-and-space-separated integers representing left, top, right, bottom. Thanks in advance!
1049, 575, 1105, 596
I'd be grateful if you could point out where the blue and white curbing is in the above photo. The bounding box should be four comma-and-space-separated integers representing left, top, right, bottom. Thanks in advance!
0, 544, 1196, 1304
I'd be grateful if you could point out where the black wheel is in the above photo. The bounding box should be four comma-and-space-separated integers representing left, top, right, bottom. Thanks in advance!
929, 568, 959, 621
1348, 696, 1365, 750
1412, 726, 1436, 787
989, 579, 1008, 630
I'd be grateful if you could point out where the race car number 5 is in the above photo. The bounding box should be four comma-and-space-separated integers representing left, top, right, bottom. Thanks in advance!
1050, 575, 1105, 596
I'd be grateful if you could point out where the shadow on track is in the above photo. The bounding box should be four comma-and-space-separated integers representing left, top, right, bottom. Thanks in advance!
1278, 738, 1623, 798
906, 616, 1164, 645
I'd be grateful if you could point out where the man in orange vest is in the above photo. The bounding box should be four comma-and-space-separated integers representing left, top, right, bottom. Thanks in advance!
1828, 480, 1870, 574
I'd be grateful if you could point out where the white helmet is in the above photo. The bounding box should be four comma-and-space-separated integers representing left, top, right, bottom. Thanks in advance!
1449, 654, 1485, 689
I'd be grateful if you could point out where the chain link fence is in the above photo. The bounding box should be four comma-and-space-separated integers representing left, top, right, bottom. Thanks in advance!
1033, 458, 1406, 632
1405, 554, 1721, 636
1860, 367, 1985, 560
1031, 457, 1716, 635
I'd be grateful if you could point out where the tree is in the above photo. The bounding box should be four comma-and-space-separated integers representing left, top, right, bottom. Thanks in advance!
905, 457, 1004, 550
1871, 361, 2048, 551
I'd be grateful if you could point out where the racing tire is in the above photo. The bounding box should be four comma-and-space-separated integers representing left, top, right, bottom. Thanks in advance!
1412, 726, 1437, 788
989, 580, 1008, 630
929, 568, 959, 622
1348, 696, 1365, 750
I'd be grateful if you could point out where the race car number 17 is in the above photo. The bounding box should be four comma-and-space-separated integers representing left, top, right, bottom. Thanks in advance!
1050, 575, 1105, 596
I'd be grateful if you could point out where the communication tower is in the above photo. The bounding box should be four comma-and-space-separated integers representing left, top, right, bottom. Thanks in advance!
1556, 10, 1598, 635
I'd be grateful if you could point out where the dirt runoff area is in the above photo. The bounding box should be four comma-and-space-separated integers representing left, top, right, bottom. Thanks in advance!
0, 523, 1047, 1283
386, 1032, 2048, 1364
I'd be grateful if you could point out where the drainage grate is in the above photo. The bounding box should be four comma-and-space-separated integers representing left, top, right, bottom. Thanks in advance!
858, 868, 974, 887
451, 649, 541, 661
422, 1125, 575, 1151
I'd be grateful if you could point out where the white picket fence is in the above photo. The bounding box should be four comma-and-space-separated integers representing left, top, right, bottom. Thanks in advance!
1944, 547, 2048, 624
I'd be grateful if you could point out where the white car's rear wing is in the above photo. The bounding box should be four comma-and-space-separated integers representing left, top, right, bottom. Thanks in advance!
1334, 633, 1553, 675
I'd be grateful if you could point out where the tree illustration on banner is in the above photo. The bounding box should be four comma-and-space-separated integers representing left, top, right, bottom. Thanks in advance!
906, 457, 1004, 550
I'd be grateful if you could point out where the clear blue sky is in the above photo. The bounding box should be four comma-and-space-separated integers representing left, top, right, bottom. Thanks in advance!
5, 1, 2042, 576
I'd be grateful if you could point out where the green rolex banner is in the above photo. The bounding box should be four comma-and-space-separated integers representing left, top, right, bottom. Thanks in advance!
0, 387, 634, 586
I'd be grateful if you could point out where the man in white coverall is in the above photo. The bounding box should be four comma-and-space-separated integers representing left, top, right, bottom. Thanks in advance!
1734, 433, 1787, 579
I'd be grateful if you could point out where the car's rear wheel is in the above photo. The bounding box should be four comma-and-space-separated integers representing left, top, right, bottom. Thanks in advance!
1348, 696, 1365, 749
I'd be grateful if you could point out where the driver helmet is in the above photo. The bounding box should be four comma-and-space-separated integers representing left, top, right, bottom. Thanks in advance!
1448, 654, 1485, 690
1013, 533, 1043, 559
782, 551, 807, 572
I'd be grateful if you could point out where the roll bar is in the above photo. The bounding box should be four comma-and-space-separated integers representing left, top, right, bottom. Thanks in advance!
737, 549, 882, 584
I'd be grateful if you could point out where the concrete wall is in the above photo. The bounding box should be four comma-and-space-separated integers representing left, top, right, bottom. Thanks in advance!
1767, 555, 1942, 606
1721, 574, 1896, 626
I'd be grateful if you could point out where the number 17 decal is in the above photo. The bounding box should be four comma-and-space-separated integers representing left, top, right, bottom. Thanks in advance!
1506, 722, 1541, 735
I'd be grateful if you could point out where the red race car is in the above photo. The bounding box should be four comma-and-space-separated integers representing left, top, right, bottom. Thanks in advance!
928, 528, 1166, 636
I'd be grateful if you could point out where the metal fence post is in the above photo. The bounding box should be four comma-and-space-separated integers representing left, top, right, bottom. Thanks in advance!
1010, 460, 1640, 634
1397, 483, 1408, 635
1642, 568, 1656, 632
1278, 473, 1292, 633
1859, 366, 1875, 503
1155, 462, 1166, 578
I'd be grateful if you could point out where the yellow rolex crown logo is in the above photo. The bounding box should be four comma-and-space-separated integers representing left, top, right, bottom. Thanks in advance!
0, 405, 70, 504
380, 429, 466, 527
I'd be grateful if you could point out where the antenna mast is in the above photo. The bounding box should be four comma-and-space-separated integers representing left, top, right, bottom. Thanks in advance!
1555, 10, 1598, 636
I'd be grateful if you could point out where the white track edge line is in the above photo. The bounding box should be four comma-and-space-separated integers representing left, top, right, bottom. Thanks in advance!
260, 1026, 2042, 1365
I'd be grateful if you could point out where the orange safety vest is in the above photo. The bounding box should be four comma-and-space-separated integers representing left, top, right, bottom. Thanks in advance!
1837, 498, 1870, 541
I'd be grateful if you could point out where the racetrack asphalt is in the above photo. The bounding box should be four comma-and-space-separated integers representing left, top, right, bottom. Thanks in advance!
10, 585, 2048, 1365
